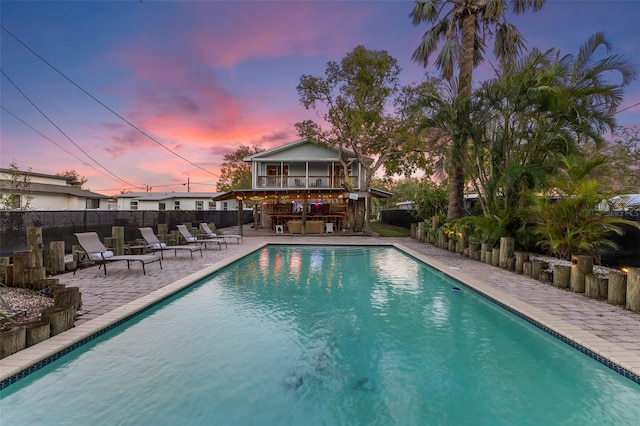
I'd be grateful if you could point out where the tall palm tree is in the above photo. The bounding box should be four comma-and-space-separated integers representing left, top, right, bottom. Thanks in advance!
410, 0, 545, 219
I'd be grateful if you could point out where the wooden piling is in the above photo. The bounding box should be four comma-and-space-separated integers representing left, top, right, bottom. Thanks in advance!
585, 274, 608, 300
111, 226, 125, 255
41, 305, 76, 336
626, 268, 640, 312
607, 270, 627, 306
553, 265, 571, 289
0, 327, 26, 359
570, 255, 593, 293
25, 321, 50, 347
26, 227, 44, 268
54, 287, 82, 310
499, 237, 515, 269
491, 248, 501, 267
50, 241, 66, 273
515, 252, 529, 274
469, 243, 480, 261
12, 250, 35, 287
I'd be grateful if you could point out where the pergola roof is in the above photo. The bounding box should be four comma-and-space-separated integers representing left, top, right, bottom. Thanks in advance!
211, 187, 393, 202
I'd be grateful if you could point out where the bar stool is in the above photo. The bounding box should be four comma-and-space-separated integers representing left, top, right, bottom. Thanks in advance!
325, 222, 334, 234
275, 224, 284, 234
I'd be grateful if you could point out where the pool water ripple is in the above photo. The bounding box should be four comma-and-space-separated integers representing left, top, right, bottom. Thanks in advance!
1, 246, 639, 425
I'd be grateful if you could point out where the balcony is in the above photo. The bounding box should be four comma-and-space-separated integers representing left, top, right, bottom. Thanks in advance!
255, 175, 358, 189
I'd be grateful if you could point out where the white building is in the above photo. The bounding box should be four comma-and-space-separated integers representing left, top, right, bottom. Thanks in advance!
0, 168, 109, 210
113, 192, 241, 211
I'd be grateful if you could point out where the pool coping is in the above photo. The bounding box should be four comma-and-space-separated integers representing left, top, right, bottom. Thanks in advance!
1, 242, 639, 389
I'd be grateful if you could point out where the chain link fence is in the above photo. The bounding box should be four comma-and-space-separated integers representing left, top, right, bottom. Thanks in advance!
0, 210, 253, 257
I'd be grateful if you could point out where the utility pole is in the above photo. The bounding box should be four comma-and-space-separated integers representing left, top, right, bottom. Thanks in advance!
187, 177, 190, 192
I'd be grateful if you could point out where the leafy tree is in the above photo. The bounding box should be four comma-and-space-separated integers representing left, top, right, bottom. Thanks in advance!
296, 45, 422, 232
56, 170, 88, 189
483, 35, 634, 205
410, 0, 545, 219
594, 126, 640, 193
216, 145, 265, 192
528, 155, 639, 260
0, 161, 33, 210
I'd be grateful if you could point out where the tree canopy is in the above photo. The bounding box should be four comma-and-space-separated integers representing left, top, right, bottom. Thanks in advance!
216, 145, 264, 192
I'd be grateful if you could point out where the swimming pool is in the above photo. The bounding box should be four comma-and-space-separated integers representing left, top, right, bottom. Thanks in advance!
1, 245, 639, 425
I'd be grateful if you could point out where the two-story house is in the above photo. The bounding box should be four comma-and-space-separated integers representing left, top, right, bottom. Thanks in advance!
212, 139, 392, 234
0, 168, 108, 210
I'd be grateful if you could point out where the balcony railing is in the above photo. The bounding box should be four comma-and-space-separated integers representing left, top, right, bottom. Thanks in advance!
256, 175, 358, 189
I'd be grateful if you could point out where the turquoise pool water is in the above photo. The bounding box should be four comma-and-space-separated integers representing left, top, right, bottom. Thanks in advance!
1, 246, 639, 425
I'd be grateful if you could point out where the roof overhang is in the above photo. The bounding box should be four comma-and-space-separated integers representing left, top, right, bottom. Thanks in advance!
211, 188, 393, 202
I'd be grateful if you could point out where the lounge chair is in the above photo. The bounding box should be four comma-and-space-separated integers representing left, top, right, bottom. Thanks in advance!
138, 227, 202, 260
74, 232, 161, 275
176, 224, 227, 250
199, 223, 243, 244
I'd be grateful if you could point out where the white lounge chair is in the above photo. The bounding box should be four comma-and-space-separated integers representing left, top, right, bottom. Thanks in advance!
199, 223, 243, 244
74, 232, 161, 275
138, 227, 202, 260
177, 224, 227, 250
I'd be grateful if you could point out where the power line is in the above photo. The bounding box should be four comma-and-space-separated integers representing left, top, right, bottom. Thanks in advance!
616, 101, 640, 115
1, 25, 219, 178
1, 105, 131, 186
0, 69, 142, 189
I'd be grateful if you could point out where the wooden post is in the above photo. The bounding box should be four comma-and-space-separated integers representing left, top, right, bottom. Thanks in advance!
417, 222, 425, 242
514, 252, 529, 274
585, 274, 608, 299
480, 243, 492, 263
54, 287, 82, 310
484, 250, 493, 265
34, 277, 60, 292
530, 261, 548, 281
25, 321, 51, 347
72, 244, 82, 270
522, 261, 532, 277
540, 270, 552, 283
457, 233, 468, 255
4, 264, 13, 286
499, 237, 515, 269
157, 224, 168, 242
448, 238, 455, 251
607, 270, 627, 306
0, 257, 9, 284
491, 248, 500, 267
111, 226, 125, 255
431, 215, 440, 232
50, 241, 65, 273
468, 243, 480, 261
506, 257, 516, 272
0, 327, 26, 359
553, 265, 571, 289
43, 249, 55, 276
41, 305, 76, 336
12, 250, 35, 287
104, 237, 118, 253
570, 255, 593, 293
237, 199, 244, 236
626, 267, 640, 312
410, 223, 417, 239
438, 231, 447, 249
26, 227, 44, 268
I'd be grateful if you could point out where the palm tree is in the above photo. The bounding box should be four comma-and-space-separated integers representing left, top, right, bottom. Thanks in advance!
410, 0, 545, 219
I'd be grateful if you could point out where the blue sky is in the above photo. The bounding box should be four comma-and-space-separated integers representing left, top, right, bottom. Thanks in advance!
1, 0, 638, 195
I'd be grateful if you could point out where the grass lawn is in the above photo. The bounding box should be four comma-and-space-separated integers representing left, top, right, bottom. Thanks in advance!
369, 221, 411, 237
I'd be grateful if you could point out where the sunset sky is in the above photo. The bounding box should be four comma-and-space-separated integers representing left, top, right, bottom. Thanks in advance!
1, 0, 638, 195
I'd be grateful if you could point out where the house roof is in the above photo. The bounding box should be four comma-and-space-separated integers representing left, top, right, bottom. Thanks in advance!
243, 138, 360, 162
0, 180, 108, 198
0, 168, 74, 183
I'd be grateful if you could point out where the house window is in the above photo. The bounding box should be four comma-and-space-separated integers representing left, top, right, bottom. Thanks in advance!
130, 200, 138, 210
266, 164, 289, 187
86, 199, 100, 209
223, 201, 228, 211
208, 201, 216, 210
159, 202, 166, 211
196, 201, 204, 211
174, 201, 180, 210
